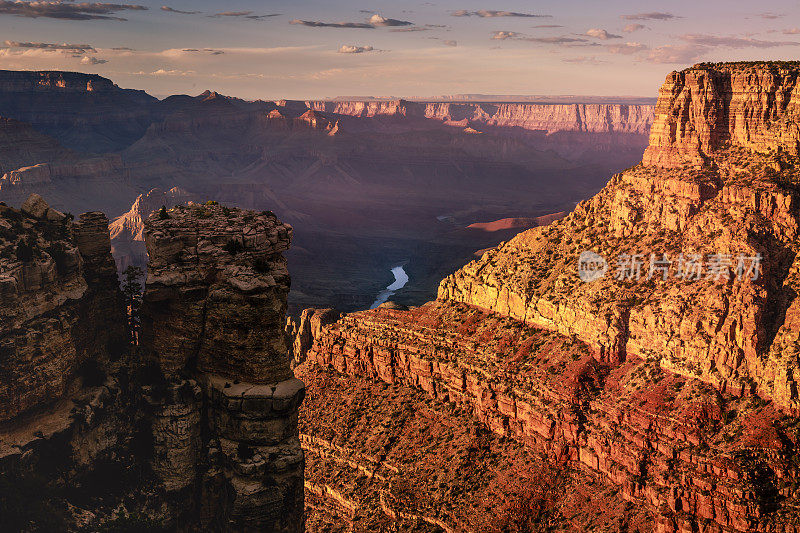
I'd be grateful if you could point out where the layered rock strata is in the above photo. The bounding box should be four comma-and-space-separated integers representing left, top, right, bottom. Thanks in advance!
302, 63, 800, 532
0, 194, 125, 421
140, 202, 304, 532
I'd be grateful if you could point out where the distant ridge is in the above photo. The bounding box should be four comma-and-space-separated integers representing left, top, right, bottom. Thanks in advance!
326, 94, 657, 105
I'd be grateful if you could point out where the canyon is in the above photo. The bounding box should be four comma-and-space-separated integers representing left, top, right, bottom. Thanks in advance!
293, 62, 800, 531
0, 70, 654, 314
6, 62, 800, 531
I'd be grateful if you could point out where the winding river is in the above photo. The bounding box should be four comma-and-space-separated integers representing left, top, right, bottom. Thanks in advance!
370, 265, 409, 309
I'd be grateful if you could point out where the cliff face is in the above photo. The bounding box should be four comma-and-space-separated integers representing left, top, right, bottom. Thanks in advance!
0, 194, 125, 421
644, 63, 800, 168
0, 70, 157, 152
299, 63, 800, 532
307, 99, 654, 135
140, 203, 304, 532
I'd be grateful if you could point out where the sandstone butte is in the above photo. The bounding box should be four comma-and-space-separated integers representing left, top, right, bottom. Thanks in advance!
294, 62, 800, 532
0, 197, 304, 531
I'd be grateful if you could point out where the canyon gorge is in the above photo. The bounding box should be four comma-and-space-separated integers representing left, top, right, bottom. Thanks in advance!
2, 60, 800, 532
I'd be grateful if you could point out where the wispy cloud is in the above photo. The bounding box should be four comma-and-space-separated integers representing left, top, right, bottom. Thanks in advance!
451, 9, 548, 18
0, 1, 147, 21
680, 33, 800, 48
647, 44, 707, 63
290, 19, 373, 29
491, 31, 519, 40
443, 40, 457, 46
390, 26, 430, 32
4, 40, 95, 53
621, 12, 679, 21
212, 11, 280, 20
623, 23, 645, 33
532, 24, 562, 28
562, 56, 605, 64
290, 14, 411, 29
368, 14, 411, 27
758, 12, 784, 19
182, 48, 225, 55
338, 45, 374, 53
81, 56, 107, 64
527, 36, 588, 44
606, 42, 648, 54
585, 28, 621, 40
161, 6, 199, 15
783, 28, 800, 35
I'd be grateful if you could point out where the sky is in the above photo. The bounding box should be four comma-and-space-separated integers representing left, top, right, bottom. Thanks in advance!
0, 0, 798, 100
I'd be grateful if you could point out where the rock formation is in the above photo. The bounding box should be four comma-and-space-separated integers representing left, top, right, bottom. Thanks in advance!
140, 202, 304, 532
0, 196, 305, 531
297, 62, 800, 532
0, 194, 125, 421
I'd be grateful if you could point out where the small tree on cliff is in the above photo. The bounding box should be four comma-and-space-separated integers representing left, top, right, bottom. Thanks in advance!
121, 265, 144, 347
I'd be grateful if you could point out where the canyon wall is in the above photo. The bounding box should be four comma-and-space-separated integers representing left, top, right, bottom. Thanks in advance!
0, 194, 125, 421
307, 99, 654, 135
0, 196, 305, 531
299, 62, 800, 532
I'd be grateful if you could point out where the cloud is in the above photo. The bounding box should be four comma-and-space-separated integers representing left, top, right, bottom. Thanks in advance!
585, 28, 621, 40
368, 14, 411, 27
443, 40, 457, 46
390, 26, 430, 32
621, 12, 679, 21
212, 11, 280, 20
533, 24, 562, 28
783, 28, 800, 35
0, 1, 147, 21
680, 33, 800, 48
4, 40, 95, 53
526, 36, 588, 44
491, 31, 519, 40
81, 56, 107, 64
646, 44, 707, 63
605, 42, 648, 54
112, 46, 134, 50
182, 48, 225, 55
623, 23, 645, 33
291, 14, 411, 29
758, 12, 784, 19
145, 68, 196, 76
161, 6, 199, 15
290, 19, 373, 28
338, 45, 374, 54
562, 56, 605, 64
451, 9, 548, 18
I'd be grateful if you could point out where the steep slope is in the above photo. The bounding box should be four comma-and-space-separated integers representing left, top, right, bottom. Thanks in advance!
298, 62, 800, 532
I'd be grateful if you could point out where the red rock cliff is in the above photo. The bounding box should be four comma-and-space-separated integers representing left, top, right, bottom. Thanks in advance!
644, 62, 800, 168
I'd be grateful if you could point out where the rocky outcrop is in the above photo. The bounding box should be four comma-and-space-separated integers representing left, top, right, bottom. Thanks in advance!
140, 202, 304, 532
304, 301, 800, 532
0, 194, 126, 421
643, 62, 800, 168
109, 187, 193, 270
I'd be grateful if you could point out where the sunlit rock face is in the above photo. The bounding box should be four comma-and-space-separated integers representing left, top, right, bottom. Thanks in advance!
299, 63, 800, 533
643, 62, 800, 168
140, 202, 304, 532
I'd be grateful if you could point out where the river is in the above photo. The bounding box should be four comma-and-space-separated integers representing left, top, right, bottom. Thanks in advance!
369, 265, 409, 309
